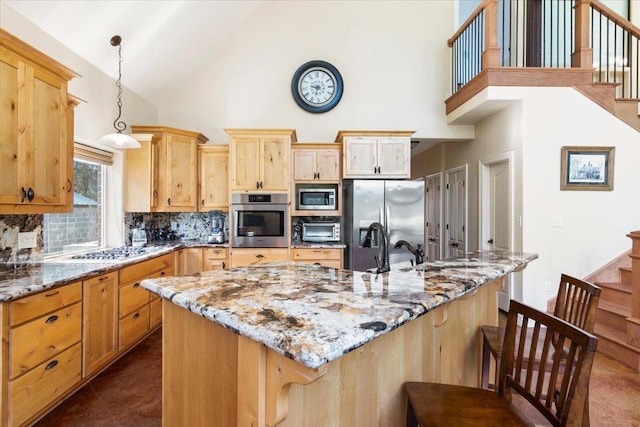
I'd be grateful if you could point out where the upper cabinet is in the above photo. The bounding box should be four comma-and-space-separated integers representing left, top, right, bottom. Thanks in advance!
292, 143, 341, 182
0, 29, 79, 214
337, 130, 414, 179
125, 126, 208, 212
198, 144, 229, 211
226, 129, 296, 192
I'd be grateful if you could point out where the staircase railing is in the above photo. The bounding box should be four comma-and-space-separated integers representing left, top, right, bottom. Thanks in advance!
448, 0, 640, 100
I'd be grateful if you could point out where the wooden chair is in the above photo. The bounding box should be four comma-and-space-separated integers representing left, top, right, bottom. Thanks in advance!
404, 299, 599, 427
481, 274, 601, 390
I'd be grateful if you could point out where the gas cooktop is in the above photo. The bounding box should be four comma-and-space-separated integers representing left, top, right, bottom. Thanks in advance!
70, 246, 165, 260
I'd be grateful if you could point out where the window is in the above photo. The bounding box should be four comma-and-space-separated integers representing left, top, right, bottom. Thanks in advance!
44, 144, 112, 255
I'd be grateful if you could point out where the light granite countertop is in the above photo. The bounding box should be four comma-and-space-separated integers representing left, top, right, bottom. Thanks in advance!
141, 251, 537, 368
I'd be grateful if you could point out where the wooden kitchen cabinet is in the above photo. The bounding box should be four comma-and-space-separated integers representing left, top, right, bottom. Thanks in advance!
292, 144, 341, 182
229, 248, 288, 267
292, 248, 343, 269
198, 145, 229, 211
337, 130, 414, 179
118, 253, 174, 351
82, 272, 118, 377
203, 247, 228, 271
0, 29, 79, 214
226, 129, 296, 192
125, 126, 208, 212
177, 248, 204, 275
7, 280, 83, 426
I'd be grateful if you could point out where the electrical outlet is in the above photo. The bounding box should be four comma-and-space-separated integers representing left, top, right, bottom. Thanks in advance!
552, 216, 564, 227
17, 231, 38, 249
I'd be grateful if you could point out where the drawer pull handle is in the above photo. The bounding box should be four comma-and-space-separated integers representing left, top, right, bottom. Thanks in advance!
222, 261, 225, 269
133, 312, 140, 319
133, 282, 140, 288
256, 254, 264, 258
160, 271, 166, 276
99, 276, 109, 281
45, 360, 59, 371
44, 290, 60, 297
45, 315, 59, 324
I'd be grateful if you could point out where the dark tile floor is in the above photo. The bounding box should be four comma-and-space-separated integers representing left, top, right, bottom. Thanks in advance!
35, 327, 640, 426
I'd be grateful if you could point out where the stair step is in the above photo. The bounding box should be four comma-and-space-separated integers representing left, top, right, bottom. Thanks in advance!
594, 324, 640, 371
596, 300, 630, 330
620, 267, 632, 285
597, 281, 633, 306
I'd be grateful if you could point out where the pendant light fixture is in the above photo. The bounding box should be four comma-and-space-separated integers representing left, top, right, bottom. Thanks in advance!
98, 35, 140, 149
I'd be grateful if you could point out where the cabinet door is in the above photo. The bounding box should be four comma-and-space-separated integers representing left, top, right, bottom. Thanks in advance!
199, 146, 229, 211
344, 138, 377, 178
231, 137, 261, 191
377, 138, 410, 178
260, 137, 289, 191
0, 56, 21, 204
292, 149, 317, 181
164, 134, 197, 209
178, 248, 203, 275
203, 248, 227, 271
28, 67, 70, 206
82, 272, 118, 377
316, 149, 340, 181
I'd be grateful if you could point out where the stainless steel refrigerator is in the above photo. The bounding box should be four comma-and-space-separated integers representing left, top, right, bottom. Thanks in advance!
343, 179, 425, 271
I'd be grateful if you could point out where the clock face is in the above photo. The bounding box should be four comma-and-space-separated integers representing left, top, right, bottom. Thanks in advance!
291, 60, 343, 113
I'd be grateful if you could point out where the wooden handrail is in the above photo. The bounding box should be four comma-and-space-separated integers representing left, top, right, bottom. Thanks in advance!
589, 0, 640, 39
447, 0, 488, 47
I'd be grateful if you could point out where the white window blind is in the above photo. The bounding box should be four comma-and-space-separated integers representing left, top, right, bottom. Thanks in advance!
74, 142, 113, 166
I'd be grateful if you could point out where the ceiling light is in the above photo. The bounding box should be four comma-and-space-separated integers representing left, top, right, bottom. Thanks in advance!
98, 35, 140, 149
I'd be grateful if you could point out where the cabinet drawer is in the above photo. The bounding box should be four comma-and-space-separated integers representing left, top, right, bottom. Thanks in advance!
9, 342, 82, 427
119, 305, 150, 351
292, 248, 342, 261
204, 248, 227, 260
230, 248, 288, 267
9, 281, 82, 326
149, 266, 172, 279
119, 253, 174, 283
119, 281, 151, 318
10, 302, 82, 379
150, 298, 162, 328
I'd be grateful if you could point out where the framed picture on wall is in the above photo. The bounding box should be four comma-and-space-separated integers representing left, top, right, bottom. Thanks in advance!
560, 146, 615, 191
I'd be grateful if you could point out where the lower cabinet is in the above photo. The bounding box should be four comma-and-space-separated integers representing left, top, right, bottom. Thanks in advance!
82, 272, 118, 377
292, 248, 343, 269
177, 247, 229, 274
203, 247, 227, 271
7, 281, 83, 427
229, 248, 288, 267
118, 252, 174, 351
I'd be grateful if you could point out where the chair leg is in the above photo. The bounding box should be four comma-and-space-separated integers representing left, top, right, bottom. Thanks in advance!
481, 334, 491, 389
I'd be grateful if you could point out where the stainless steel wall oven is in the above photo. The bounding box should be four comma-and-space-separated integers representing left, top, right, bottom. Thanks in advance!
231, 193, 289, 248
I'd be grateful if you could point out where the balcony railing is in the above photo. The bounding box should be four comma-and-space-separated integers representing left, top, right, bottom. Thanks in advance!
448, 0, 639, 100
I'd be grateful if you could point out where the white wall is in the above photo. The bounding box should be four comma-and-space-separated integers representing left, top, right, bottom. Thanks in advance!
156, 1, 475, 143
1, 4, 158, 245
415, 85, 640, 312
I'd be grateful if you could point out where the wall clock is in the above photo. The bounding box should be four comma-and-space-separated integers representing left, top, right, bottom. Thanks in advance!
291, 60, 343, 113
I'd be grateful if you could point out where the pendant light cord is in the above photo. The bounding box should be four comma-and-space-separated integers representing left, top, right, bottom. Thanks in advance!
110, 35, 127, 134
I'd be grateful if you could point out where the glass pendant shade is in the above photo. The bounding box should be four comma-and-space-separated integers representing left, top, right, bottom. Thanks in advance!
98, 132, 141, 148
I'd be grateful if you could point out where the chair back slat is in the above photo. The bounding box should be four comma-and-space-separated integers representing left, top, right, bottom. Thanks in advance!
498, 300, 598, 427
554, 274, 601, 333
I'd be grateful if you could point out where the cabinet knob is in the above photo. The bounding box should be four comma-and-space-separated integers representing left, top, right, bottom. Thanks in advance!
45, 360, 59, 371
133, 312, 140, 319
201, 199, 205, 206
256, 182, 260, 189
167, 198, 171, 206
45, 315, 59, 324
27, 187, 34, 202
66, 178, 73, 193
20, 187, 26, 203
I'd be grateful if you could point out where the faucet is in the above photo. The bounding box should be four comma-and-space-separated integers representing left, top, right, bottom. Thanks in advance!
362, 222, 390, 274
394, 240, 425, 266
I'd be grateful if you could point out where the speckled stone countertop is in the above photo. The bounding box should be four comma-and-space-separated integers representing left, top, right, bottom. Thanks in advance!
142, 251, 537, 369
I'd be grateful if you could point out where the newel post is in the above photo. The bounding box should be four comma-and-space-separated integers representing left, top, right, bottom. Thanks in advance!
482, 0, 501, 69
572, 0, 594, 68
627, 230, 640, 347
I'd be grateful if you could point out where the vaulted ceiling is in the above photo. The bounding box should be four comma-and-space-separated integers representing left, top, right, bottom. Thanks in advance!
4, 0, 265, 105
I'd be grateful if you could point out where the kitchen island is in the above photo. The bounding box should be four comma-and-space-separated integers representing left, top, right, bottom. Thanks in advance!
142, 251, 537, 426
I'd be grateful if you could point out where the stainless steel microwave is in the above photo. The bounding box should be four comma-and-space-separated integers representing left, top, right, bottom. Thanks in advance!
296, 185, 338, 211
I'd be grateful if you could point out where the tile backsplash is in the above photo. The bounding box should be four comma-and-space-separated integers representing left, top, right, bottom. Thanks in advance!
0, 214, 44, 267
124, 211, 228, 245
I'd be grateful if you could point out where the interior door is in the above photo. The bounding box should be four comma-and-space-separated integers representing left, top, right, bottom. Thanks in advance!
488, 161, 511, 310
445, 168, 466, 258
425, 174, 442, 261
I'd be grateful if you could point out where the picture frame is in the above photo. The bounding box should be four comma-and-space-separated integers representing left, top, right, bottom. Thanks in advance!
560, 146, 615, 191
